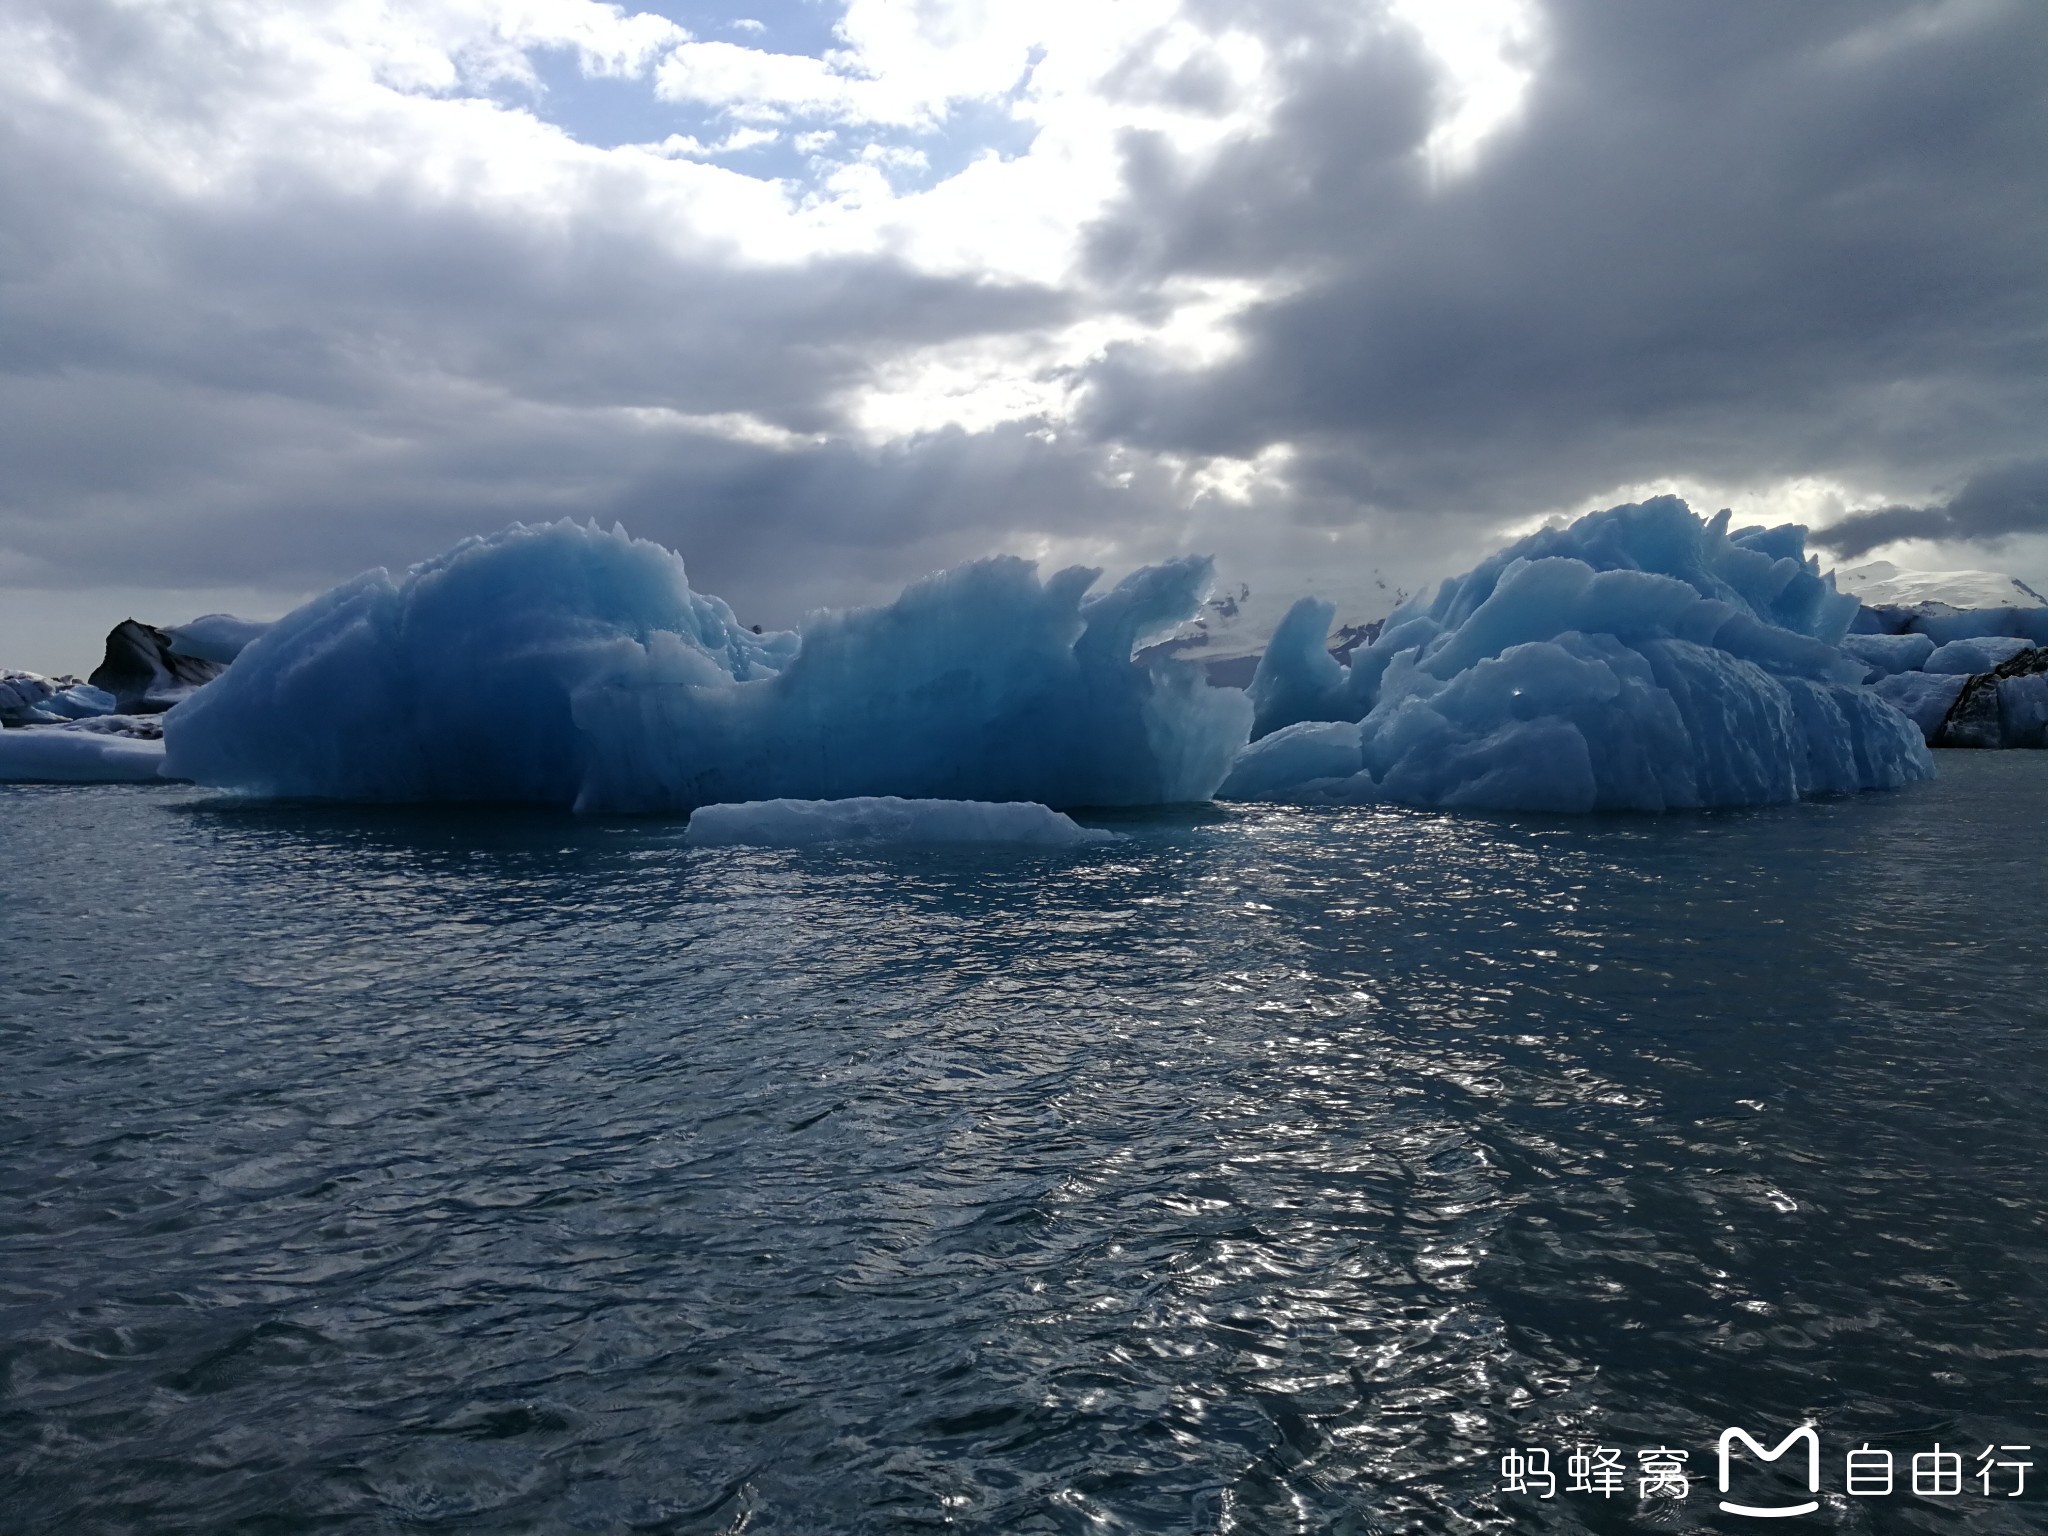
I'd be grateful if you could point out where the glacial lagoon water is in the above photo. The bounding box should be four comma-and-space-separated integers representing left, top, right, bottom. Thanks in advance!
3, 756, 2046, 1534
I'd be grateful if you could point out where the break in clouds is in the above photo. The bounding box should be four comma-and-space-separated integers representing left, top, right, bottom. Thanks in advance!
2, 0, 2045, 668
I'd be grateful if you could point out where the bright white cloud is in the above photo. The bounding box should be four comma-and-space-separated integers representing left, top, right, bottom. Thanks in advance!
842, 277, 1277, 444
636, 126, 780, 158
650, 0, 1055, 127
15, 0, 2025, 675
1390, 0, 1540, 178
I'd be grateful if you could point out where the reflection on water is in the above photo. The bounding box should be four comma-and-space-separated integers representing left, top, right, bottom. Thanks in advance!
2, 756, 2045, 1533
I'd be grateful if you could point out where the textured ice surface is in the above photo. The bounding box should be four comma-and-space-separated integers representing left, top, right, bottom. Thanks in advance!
1883, 648, 2048, 748
1860, 604, 2048, 645
1227, 498, 1932, 812
685, 797, 1122, 847
0, 674, 117, 726
0, 729, 169, 783
1873, 673, 1970, 738
1996, 673, 2048, 747
1922, 636, 2034, 675
164, 521, 1251, 812
44, 683, 119, 720
166, 614, 271, 666
1839, 632, 1935, 679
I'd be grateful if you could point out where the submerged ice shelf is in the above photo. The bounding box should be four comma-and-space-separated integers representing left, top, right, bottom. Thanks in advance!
684, 797, 1121, 847
0, 728, 168, 784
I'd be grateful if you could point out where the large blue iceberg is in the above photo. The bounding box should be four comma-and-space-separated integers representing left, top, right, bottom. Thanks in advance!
163, 520, 1252, 812
1221, 497, 1933, 813
154, 500, 1936, 816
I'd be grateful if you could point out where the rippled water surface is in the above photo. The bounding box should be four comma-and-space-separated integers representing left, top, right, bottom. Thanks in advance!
4, 756, 2047, 1534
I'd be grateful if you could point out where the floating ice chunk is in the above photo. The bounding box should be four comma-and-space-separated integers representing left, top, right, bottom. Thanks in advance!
0, 675, 117, 725
1922, 636, 2033, 675
165, 614, 271, 665
1248, 597, 1348, 739
0, 729, 172, 783
1898, 649, 2048, 749
1216, 719, 1370, 803
165, 520, 1251, 812
1227, 498, 1931, 812
685, 796, 1123, 847
43, 683, 119, 719
1839, 632, 1935, 679
1872, 672, 1968, 739
1996, 673, 2048, 748
1895, 606, 2048, 646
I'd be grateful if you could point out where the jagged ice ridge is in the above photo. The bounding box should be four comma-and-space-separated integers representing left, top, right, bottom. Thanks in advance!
14, 499, 1970, 811
1222, 498, 1933, 812
163, 521, 1251, 812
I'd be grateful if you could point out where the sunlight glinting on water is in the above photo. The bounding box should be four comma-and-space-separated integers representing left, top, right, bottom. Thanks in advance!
3, 761, 2045, 1532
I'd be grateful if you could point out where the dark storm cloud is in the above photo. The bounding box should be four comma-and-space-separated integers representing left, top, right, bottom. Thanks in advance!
1814, 458, 2048, 559
0, 81, 1065, 441
1080, 0, 2048, 527
0, 370, 1169, 625
0, 0, 1083, 599
3, 0, 2045, 636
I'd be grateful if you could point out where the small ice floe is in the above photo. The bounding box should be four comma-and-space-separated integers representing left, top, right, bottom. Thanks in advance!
0, 729, 170, 784
0, 673, 118, 727
684, 796, 1123, 848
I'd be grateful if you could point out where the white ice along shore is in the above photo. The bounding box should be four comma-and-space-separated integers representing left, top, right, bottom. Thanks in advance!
685, 796, 1122, 847
164, 521, 1252, 811
1221, 498, 1935, 813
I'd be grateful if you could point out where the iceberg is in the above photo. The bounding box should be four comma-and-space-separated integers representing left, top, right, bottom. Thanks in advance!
1922, 636, 2033, 675
1224, 497, 1932, 812
163, 520, 1252, 813
88, 620, 224, 712
684, 796, 1122, 847
1, 673, 118, 726
165, 613, 271, 666
0, 728, 170, 784
1871, 671, 1970, 739
1839, 632, 1935, 680
1877, 645, 2048, 748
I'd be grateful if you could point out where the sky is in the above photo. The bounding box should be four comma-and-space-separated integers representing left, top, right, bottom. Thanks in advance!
2, 0, 2045, 672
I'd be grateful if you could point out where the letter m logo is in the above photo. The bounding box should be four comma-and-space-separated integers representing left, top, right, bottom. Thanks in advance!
1718, 1426, 1820, 1518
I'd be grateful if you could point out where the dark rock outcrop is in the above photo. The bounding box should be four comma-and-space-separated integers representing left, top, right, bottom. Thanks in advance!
88, 620, 223, 713
1932, 646, 2048, 749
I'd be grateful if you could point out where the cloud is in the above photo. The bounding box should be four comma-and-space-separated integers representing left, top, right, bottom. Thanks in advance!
636, 126, 779, 157
2, 0, 2046, 673
1076, 0, 2048, 528
1814, 458, 2048, 559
